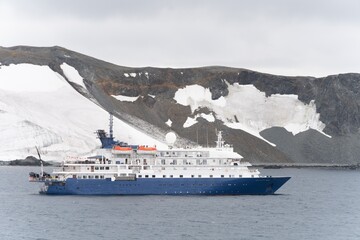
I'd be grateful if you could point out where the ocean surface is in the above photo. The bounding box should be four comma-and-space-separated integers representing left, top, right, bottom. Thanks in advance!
0, 166, 359, 240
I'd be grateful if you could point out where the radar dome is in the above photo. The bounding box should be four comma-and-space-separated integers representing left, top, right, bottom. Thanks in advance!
165, 132, 177, 146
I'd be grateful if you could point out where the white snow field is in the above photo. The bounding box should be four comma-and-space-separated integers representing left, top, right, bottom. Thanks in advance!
174, 83, 329, 145
0, 64, 165, 161
112, 95, 140, 102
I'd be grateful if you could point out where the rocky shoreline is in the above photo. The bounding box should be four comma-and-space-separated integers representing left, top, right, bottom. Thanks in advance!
254, 163, 360, 169
0, 156, 52, 166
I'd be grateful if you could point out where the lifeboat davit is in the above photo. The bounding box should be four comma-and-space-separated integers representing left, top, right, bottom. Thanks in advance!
112, 146, 133, 154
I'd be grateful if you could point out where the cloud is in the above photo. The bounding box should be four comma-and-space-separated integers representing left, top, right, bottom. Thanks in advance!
1, 0, 360, 77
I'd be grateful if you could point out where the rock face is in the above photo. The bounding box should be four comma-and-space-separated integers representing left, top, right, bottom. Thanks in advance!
1, 45, 360, 164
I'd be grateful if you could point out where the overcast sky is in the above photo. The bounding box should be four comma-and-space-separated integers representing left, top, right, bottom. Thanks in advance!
1, 0, 360, 77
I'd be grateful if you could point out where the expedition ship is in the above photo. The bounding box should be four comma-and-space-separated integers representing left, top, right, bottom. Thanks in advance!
29, 115, 290, 195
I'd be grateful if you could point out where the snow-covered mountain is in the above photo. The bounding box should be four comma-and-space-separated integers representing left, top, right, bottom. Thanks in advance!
1, 46, 360, 164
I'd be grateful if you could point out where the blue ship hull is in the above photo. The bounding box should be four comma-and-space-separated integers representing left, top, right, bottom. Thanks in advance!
42, 177, 290, 195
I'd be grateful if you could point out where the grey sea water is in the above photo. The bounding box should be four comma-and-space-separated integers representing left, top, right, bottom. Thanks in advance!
0, 166, 359, 240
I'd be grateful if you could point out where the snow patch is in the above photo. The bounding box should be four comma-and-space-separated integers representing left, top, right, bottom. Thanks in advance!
60, 63, 87, 90
112, 95, 139, 102
183, 117, 198, 128
174, 84, 226, 113
174, 83, 329, 144
145, 72, 149, 79
148, 94, 156, 98
182, 113, 215, 128
124, 73, 137, 78
165, 119, 172, 127
199, 113, 215, 122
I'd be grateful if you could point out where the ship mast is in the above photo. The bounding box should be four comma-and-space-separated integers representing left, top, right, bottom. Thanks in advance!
215, 131, 224, 148
109, 113, 113, 139
35, 146, 44, 178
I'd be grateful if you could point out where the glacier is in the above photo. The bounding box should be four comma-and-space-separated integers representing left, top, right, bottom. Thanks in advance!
0, 64, 166, 161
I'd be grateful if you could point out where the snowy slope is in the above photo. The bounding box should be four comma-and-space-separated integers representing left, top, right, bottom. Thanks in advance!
174, 83, 330, 145
0, 64, 166, 161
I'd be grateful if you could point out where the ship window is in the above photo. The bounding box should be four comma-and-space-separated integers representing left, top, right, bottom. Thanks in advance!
229, 175, 232, 178
100, 167, 104, 170
152, 175, 156, 178
145, 175, 149, 178
221, 175, 224, 178
198, 175, 201, 178
239, 175, 242, 178
179, 175, 183, 178
100, 176, 104, 179
95, 176, 99, 179
116, 161, 120, 164
191, 175, 194, 178
95, 167, 99, 170
105, 167, 109, 170
83, 176, 87, 179
251, 175, 254, 178
138, 175, 142, 178
210, 175, 213, 178
163, 175, 166, 178
170, 175, 173, 178
161, 159, 165, 165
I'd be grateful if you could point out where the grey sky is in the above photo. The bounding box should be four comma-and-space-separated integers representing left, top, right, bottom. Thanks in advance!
1, 0, 360, 77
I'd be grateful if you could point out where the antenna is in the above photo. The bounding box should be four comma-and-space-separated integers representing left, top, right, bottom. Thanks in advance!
35, 146, 44, 178
216, 131, 224, 148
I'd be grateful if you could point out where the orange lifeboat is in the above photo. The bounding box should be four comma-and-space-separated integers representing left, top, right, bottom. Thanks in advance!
137, 145, 157, 154
112, 146, 133, 154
